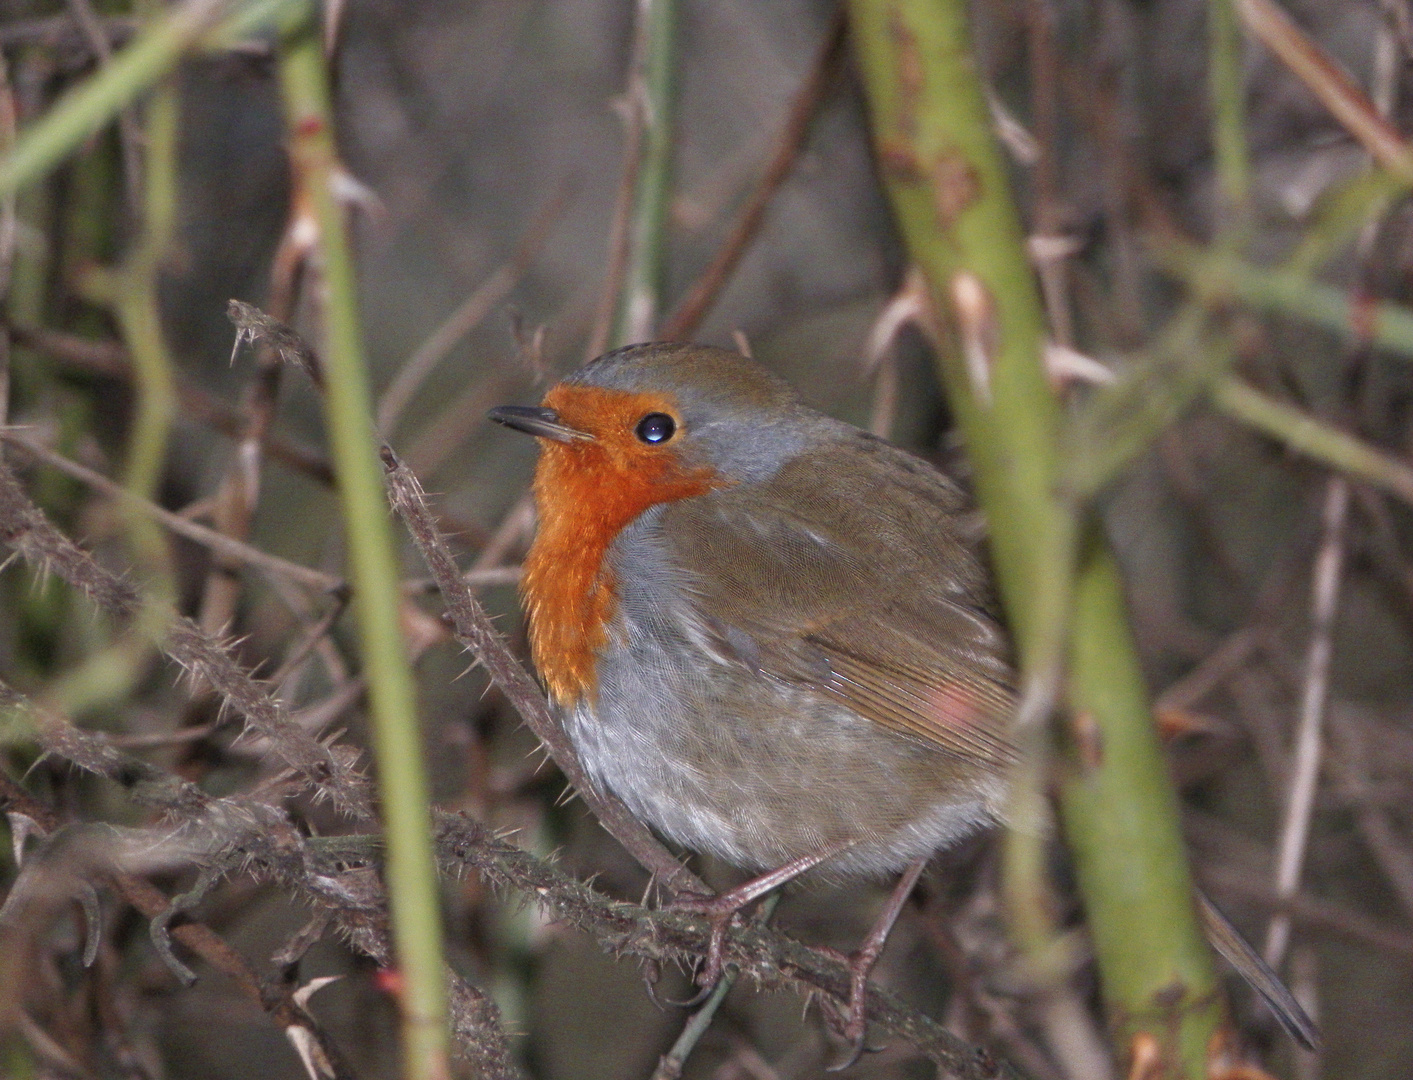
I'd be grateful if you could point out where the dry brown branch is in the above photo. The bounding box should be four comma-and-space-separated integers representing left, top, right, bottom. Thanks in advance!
1, 678, 247, 819
0, 15, 138, 50
195, 209, 311, 641
0, 761, 507, 1080
3, 430, 344, 594
1265, 478, 1349, 966
63, 0, 143, 213
1238, 0, 1413, 174
8, 322, 336, 486
658, 9, 845, 340
584, 1, 654, 361
381, 184, 569, 432
355, 814, 1025, 1080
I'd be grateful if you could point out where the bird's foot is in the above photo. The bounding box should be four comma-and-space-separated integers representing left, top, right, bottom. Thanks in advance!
660, 848, 847, 1007
817, 855, 930, 1070
816, 945, 882, 1071
664, 890, 749, 1005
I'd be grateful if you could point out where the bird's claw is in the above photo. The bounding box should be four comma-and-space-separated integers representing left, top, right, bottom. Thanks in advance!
819, 991, 881, 1072
660, 905, 732, 1006
817, 945, 884, 1071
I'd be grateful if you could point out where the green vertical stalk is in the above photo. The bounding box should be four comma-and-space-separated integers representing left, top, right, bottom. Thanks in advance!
276, 19, 449, 1080
847, 1, 1223, 1073
1209, 0, 1251, 234
119, 86, 178, 517
612, 0, 677, 347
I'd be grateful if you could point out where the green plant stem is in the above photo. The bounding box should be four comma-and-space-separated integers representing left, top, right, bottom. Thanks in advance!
1209, 0, 1250, 233
1286, 168, 1408, 274
1060, 552, 1220, 1052
1213, 376, 1413, 503
119, 85, 178, 516
1061, 309, 1232, 502
613, 0, 676, 347
1162, 241, 1413, 358
847, 1, 1222, 1073
276, 19, 449, 1080
0, 0, 303, 199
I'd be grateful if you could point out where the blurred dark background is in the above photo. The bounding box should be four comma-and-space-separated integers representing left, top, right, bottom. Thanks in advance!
2, 0, 1412, 1078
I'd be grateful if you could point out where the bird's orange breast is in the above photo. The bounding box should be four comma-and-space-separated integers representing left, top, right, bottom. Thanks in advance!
521, 383, 722, 704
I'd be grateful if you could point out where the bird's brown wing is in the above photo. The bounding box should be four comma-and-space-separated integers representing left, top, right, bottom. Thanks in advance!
660, 437, 1018, 766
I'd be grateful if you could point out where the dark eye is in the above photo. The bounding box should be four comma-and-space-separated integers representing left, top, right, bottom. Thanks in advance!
635, 412, 676, 444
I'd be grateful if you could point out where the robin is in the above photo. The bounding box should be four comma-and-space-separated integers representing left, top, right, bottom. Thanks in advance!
489, 341, 1314, 1064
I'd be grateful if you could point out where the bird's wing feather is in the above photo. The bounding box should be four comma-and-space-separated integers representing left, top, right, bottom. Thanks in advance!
659, 435, 1017, 764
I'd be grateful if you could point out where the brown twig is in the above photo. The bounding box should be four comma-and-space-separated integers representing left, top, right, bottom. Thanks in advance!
195, 212, 312, 641
368, 815, 1025, 1080
0, 15, 138, 50
3, 430, 344, 595
0, 770, 457, 1080
1237, 0, 1413, 176
657, 9, 845, 340
381, 183, 569, 432
63, 0, 144, 215
1264, 477, 1349, 967
584, 10, 652, 362
8, 322, 336, 486
0, 678, 516, 1077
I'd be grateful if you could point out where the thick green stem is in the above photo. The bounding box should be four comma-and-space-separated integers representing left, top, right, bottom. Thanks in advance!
277, 20, 449, 1080
848, 1, 1222, 1072
1060, 550, 1222, 1067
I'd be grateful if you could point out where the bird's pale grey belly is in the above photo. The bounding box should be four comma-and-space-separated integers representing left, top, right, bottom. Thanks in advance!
561, 591, 1003, 879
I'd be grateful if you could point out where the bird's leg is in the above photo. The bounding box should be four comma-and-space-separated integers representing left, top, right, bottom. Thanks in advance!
666, 844, 852, 1006
818, 855, 929, 1072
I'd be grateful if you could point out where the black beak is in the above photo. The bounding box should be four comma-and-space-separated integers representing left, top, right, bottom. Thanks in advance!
487, 405, 593, 443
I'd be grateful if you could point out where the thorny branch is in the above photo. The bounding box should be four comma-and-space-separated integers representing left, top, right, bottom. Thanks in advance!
0, 630, 515, 1076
